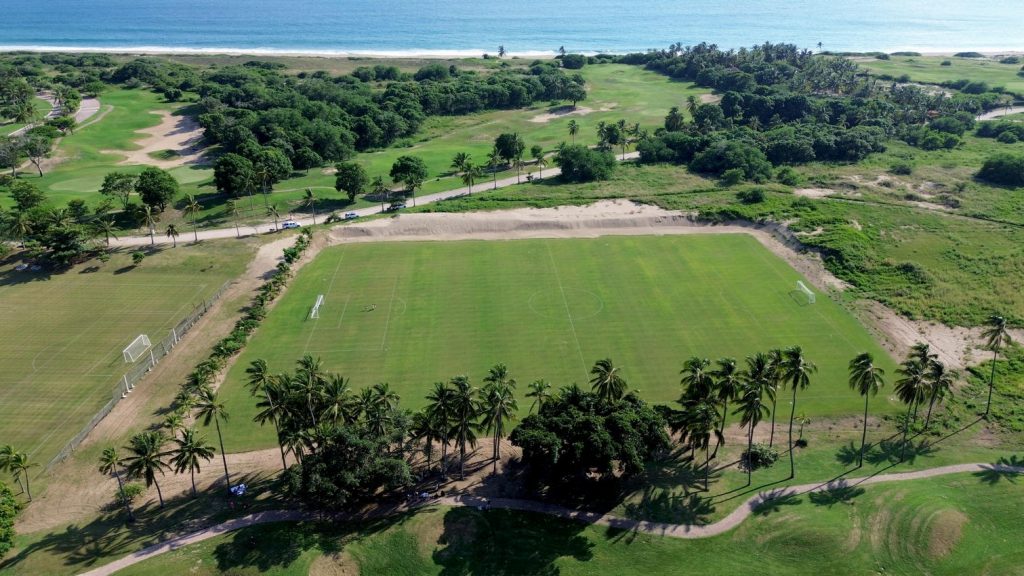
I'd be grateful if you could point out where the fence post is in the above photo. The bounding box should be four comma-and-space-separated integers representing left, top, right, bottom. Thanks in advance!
122, 374, 130, 397
172, 327, 179, 345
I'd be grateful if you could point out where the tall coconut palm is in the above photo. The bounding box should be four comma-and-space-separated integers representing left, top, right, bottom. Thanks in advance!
426, 381, 455, 477
162, 412, 186, 436
525, 379, 551, 413
171, 427, 216, 497
195, 388, 232, 492
534, 151, 548, 179
487, 147, 501, 189
246, 359, 289, 470
93, 217, 118, 247
981, 315, 1012, 418
567, 119, 579, 144
183, 195, 201, 243
848, 352, 886, 467
142, 204, 158, 246
449, 375, 480, 480
781, 346, 816, 479
99, 447, 135, 521
894, 350, 929, 461
735, 364, 770, 487
225, 199, 240, 238
590, 358, 627, 403
9, 452, 37, 501
451, 152, 471, 174
266, 205, 281, 232
0, 445, 22, 494
680, 357, 713, 401
711, 358, 741, 458
481, 364, 518, 473
686, 400, 719, 491
294, 354, 327, 427
461, 162, 481, 194
321, 373, 356, 427
165, 224, 179, 247
686, 95, 700, 117
124, 431, 170, 507
765, 349, 785, 446
410, 410, 440, 472
924, 361, 956, 429
302, 188, 318, 225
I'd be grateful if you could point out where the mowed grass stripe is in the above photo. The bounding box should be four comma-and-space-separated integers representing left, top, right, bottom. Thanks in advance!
218, 235, 897, 453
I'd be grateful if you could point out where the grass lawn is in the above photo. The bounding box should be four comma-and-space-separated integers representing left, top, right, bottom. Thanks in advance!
0, 240, 254, 466
217, 234, 896, 453
114, 473, 1024, 576
856, 55, 1024, 95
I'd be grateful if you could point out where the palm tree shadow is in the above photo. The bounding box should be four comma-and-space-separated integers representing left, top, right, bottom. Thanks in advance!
807, 480, 865, 508
974, 455, 1024, 485
751, 489, 803, 517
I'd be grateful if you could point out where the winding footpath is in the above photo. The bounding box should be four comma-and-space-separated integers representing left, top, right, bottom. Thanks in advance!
78, 461, 1023, 576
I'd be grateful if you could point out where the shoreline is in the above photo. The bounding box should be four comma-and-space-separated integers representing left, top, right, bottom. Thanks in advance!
1, 45, 1023, 60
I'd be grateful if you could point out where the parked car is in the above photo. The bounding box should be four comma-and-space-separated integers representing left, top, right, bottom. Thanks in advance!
344, 212, 359, 220
387, 202, 407, 212
281, 220, 301, 229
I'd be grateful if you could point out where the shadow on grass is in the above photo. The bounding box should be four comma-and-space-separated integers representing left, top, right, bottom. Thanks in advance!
751, 489, 803, 517
974, 455, 1024, 485
433, 507, 593, 576
808, 480, 865, 508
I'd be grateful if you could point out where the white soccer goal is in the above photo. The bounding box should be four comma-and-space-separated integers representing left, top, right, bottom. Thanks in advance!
796, 281, 816, 304
123, 334, 152, 363
310, 294, 325, 319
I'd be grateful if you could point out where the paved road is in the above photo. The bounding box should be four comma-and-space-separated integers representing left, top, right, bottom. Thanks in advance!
9, 93, 101, 138
77, 461, 1023, 575
111, 152, 641, 247
976, 106, 1024, 121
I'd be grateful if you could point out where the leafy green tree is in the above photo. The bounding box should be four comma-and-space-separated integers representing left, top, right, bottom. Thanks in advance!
481, 364, 518, 473
124, 431, 171, 507
556, 144, 615, 183
389, 155, 428, 206
848, 352, 885, 467
213, 153, 255, 198
99, 172, 136, 211
449, 376, 480, 480
19, 134, 50, 177
981, 315, 1013, 417
494, 133, 525, 167
136, 167, 178, 212
334, 162, 368, 202
195, 388, 232, 492
977, 154, 1024, 186
0, 481, 17, 558
590, 358, 627, 403
171, 427, 216, 497
781, 346, 816, 479
8, 180, 45, 212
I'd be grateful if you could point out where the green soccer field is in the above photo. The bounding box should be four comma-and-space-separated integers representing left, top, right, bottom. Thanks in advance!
0, 242, 252, 465
218, 234, 898, 452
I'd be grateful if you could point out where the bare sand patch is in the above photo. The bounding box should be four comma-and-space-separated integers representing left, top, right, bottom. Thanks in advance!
104, 111, 209, 168
794, 188, 835, 199
700, 94, 722, 104
528, 105, 594, 123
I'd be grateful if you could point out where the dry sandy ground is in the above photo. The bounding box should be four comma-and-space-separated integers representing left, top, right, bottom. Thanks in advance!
103, 111, 209, 168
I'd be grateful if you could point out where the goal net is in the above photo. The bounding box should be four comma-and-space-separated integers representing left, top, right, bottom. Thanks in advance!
123, 334, 152, 363
310, 294, 325, 319
796, 281, 816, 304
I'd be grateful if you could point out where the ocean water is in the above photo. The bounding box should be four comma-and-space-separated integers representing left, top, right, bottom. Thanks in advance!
0, 0, 1020, 55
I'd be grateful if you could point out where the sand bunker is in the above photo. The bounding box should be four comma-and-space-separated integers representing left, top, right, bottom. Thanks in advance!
106, 111, 209, 168
529, 105, 596, 123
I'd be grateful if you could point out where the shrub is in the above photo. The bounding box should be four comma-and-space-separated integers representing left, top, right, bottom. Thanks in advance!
953, 51, 984, 58
891, 51, 921, 57
941, 60, 952, 66
556, 145, 616, 183
889, 161, 913, 175
0, 482, 17, 558
740, 443, 779, 471
737, 188, 766, 204
131, 251, 145, 266
561, 54, 586, 70
999, 56, 1021, 65
721, 168, 745, 186
977, 153, 1024, 186
776, 166, 804, 186
116, 483, 145, 507
997, 131, 1020, 144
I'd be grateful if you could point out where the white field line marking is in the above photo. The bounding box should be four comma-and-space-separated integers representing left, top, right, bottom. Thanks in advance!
546, 243, 588, 381
335, 295, 352, 329
380, 277, 400, 352
303, 249, 346, 353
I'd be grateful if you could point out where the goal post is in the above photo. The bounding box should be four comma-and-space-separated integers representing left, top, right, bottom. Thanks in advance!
123, 334, 152, 363
310, 294, 325, 319
796, 281, 816, 304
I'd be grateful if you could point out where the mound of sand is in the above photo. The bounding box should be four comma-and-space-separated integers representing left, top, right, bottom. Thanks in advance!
105, 111, 209, 168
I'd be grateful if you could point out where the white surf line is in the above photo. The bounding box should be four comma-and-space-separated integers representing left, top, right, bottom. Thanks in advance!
77, 462, 1024, 576
546, 243, 589, 381
379, 276, 401, 352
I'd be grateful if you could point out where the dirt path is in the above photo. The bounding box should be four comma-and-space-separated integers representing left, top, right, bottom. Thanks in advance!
976, 106, 1024, 121
77, 462, 1024, 575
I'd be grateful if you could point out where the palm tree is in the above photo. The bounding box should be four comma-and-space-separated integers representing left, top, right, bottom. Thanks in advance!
568, 119, 579, 144
924, 361, 955, 429
294, 354, 327, 427
487, 147, 501, 189
183, 195, 201, 243
461, 162, 481, 195
848, 352, 885, 467
162, 412, 185, 435
686, 95, 700, 117
266, 205, 281, 232
142, 204, 158, 246
781, 346, 816, 479
451, 152, 471, 174
171, 427, 216, 497
99, 447, 135, 521
410, 410, 440, 472
302, 188, 318, 225
981, 315, 1012, 417
255, 164, 273, 208
195, 388, 232, 492
165, 224, 179, 247
0, 445, 22, 494
124, 431, 171, 507
686, 400, 719, 490
711, 358, 740, 458
526, 379, 551, 413
680, 357, 713, 401
9, 452, 38, 501
735, 364, 770, 487
765, 349, 784, 447
532, 147, 547, 178
321, 373, 356, 427
5, 211, 34, 247
426, 382, 455, 477
225, 199, 240, 238
481, 364, 518, 473
894, 349, 929, 461
246, 359, 289, 470
449, 375, 480, 479
93, 217, 118, 247
590, 358, 627, 403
